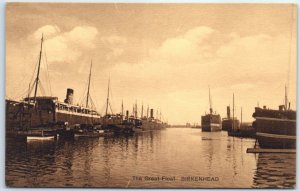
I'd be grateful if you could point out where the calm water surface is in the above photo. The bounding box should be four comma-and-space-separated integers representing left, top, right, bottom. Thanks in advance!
6, 128, 296, 188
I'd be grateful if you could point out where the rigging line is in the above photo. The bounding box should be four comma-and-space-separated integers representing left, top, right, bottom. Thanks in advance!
15, 89, 28, 100
87, 94, 92, 108
16, 77, 37, 100
14, 71, 30, 99
41, 50, 49, 95
39, 81, 46, 96
90, 96, 97, 110
89, 95, 94, 109
109, 85, 117, 113
28, 79, 36, 96
91, 81, 100, 110
108, 101, 113, 114
89, 93, 96, 108
286, 5, 294, 100
14, 82, 30, 100
29, 81, 36, 96
78, 82, 88, 105
100, 104, 106, 115
30, 53, 40, 85
24, 53, 40, 99
43, 44, 52, 96
79, 71, 90, 105
82, 82, 89, 105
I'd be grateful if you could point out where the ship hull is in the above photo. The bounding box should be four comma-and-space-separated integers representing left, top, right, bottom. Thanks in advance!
254, 117, 296, 149
221, 118, 239, 131
201, 114, 222, 132
6, 99, 101, 130
202, 124, 222, 132
141, 119, 166, 131
253, 107, 296, 149
256, 132, 295, 149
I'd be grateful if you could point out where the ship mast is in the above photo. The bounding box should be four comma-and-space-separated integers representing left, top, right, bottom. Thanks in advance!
232, 93, 235, 131
135, 101, 137, 118
285, 85, 288, 111
86, 60, 92, 108
141, 103, 143, 118
105, 78, 110, 115
33, 34, 44, 102
209, 88, 213, 114
121, 100, 124, 117
147, 105, 149, 118
240, 107, 242, 129
160, 111, 162, 121
27, 83, 31, 104
132, 105, 134, 116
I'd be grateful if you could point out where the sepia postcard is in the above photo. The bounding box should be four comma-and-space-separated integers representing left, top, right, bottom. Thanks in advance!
5, 3, 297, 188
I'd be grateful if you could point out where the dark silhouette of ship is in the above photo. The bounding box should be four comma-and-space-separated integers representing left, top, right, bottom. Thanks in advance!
140, 108, 167, 130
201, 88, 221, 132
6, 35, 101, 139
100, 80, 136, 134
222, 105, 239, 131
252, 86, 296, 149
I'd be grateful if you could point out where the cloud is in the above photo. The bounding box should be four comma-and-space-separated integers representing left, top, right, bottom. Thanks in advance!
101, 35, 127, 60
6, 24, 295, 124
105, 26, 295, 123
31, 25, 99, 63
33, 25, 60, 39
146, 26, 292, 88
67, 26, 99, 49
6, 25, 100, 99
151, 27, 217, 63
101, 35, 127, 45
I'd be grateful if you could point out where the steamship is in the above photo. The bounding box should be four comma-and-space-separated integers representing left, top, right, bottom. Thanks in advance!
6, 35, 101, 138
141, 108, 166, 130
100, 81, 136, 134
227, 93, 241, 136
222, 106, 239, 131
252, 87, 296, 149
201, 88, 222, 132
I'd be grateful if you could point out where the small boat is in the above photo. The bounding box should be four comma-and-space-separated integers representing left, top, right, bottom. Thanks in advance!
27, 135, 55, 141
74, 124, 104, 138
26, 130, 55, 141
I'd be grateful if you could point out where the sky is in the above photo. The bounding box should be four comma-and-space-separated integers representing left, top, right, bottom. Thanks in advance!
6, 3, 297, 125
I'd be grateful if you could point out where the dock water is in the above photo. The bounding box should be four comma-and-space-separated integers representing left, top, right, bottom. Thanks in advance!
6, 128, 295, 188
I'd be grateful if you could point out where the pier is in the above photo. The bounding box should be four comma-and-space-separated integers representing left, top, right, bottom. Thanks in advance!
246, 148, 296, 154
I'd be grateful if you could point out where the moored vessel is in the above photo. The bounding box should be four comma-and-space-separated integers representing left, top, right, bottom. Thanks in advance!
201, 88, 222, 132
252, 87, 296, 149
100, 80, 135, 134
227, 93, 241, 136
222, 105, 239, 131
140, 108, 166, 131
6, 35, 101, 140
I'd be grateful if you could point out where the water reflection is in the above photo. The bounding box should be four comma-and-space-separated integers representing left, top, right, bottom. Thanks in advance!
5, 129, 296, 188
253, 153, 296, 188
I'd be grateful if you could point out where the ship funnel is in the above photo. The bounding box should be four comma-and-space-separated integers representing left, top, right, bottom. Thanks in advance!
227, 106, 230, 118
126, 110, 129, 119
64, 88, 74, 104
279, 105, 285, 111
150, 109, 154, 118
